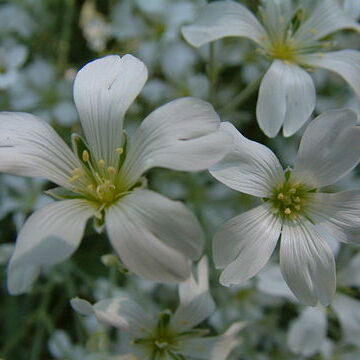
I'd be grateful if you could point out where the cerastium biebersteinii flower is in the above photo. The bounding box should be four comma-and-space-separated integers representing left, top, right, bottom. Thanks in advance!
210, 109, 360, 306
71, 257, 245, 360
0, 54, 230, 295
182, 0, 360, 137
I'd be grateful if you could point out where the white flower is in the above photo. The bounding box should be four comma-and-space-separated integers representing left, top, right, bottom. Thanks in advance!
210, 109, 360, 306
71, 257, 245, 360
182, 0, 360, 137
1, 54, 230, 295
259, 255, 360, 355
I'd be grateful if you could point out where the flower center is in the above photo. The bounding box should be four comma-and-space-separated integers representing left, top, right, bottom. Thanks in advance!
268, 178, 312, 220
268, 41, 297, 62
68, 142, 128, 213
133, 311, 180, 358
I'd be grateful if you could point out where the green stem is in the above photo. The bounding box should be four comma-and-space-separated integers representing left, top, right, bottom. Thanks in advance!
107, 263, 118, 298
57, 0, 75, 73
64, 265, 87, 343
30, 281, 55, 360
221, 71, 265, 116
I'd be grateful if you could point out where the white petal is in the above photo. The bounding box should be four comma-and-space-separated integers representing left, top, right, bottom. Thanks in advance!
7, 199, 94, 295
105, 189, 198, 283
343, 0, 360, 20
293, 109, 360, 188
91, 297, 156, 337
256, 61, 316, 137
120, 97, 230, 187
73, 54, 148, 166
287, 307, 327, 356
170, 292, 216, 332
179, 322, 245, 360
181, 1, 266, 47
294, 0, 360, 43
280, 218, 336, 306
214, 204, 281, 285
338, 253, 360, 287
300, 50, 360, 100
0, 112, 79, 188
307, 190, 360, 245
179, 256, 209, 306
257, 264, 295, 300
70, 297, 94, 316
332, 294, 360, 346
210, 122, 284, 198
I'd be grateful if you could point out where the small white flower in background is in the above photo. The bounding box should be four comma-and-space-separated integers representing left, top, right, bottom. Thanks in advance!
80, 0, 112, 52
71, 257, 245, 360
286, 252, 360, 357
0, 243, 15, 265
210, 109, 360, 306
0, 54, 230, 295
0, 42, 27, 89
182, 0, 360, 137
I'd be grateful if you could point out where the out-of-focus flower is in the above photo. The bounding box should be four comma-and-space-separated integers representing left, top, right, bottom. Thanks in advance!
80, 0, 111, 52
182, 0, 360, 137
9, 58, 78, 126
72, 257, 245, 360
211, 109, 360, 306
0, 42, 27, 89
1, 54, 230, 295
286, 252, 360, 356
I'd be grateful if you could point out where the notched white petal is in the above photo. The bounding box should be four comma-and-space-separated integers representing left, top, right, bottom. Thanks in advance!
120, 97, 230, 187
214, 204, 281, 285
300, 50, 360, 100
294, 109, 360, 188
256, 61, 315, 138
7, 199, 94, 295
181, 1, 267, 47
294, 0, 360, 43
210, 122, 284, 197
74, 54, 148, 165
280, 218, 336, 306
105, 189, 200, 283
0, 112, 79, 188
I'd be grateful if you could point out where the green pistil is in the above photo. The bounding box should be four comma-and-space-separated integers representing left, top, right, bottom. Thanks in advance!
134, 310, 180, 359
268, 178, 314, 221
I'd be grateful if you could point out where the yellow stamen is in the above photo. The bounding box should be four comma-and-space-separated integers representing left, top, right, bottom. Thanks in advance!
284, 208, 292, 215
108, 166, 116, 174
98, 159, 106, 168
82, 150, 90, 162
116, 147, 123, 154
277, 193, 285, 200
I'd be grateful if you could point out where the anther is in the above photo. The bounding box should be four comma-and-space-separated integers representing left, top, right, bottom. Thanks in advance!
294, 205, 301, 211
108, 166, 116, 174
289, 188, 296, 194
284, 208, 292, 215
69, 174, 81, 183
82, 150, 90, 162
116, 147, 123, 155
277, 193, 285, 200
294, 197, 301, 203
98, 159, 106, 168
